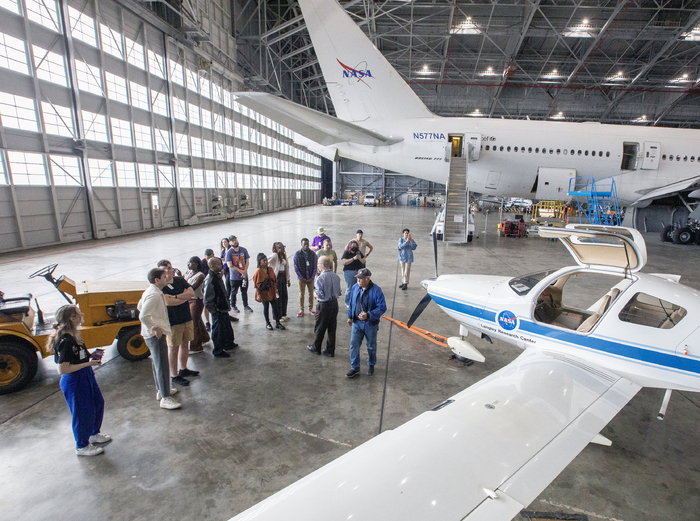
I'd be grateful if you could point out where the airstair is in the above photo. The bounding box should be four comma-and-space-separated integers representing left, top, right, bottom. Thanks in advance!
568, 177, 621, 226
443, 154, 470, 243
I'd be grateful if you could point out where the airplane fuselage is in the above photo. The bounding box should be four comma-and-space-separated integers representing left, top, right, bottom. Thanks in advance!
332, 117, 700, 205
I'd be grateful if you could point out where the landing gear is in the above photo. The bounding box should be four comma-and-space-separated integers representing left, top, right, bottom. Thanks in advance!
672, 227, 694, 245
660, 225, 674, 242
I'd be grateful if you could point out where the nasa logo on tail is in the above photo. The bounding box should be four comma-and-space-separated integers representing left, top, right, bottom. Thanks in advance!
497, 310, 519, 331
337, 59, 374, 87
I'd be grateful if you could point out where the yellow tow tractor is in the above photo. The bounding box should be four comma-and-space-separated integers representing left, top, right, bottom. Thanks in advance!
0, 264, 150, 395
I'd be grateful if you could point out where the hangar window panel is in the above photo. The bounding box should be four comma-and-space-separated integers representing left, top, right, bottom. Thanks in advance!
8, 151, 47, 185
0, 32, 29, 74
75, 60, 103, 95
169, 59, 183, 86
225, 117, 232, 135
192, 168, 204, 187
100, 24, 123, 59
212, 83, 222, 104
125, 36, 144, 69
186, 68, 198, 92
216, 170, 225, 187
216, 142, 225, 161
226, 144, 234, 162
190, 136, 202, 157
0, 93, 38, 131
88, 158, 113, 186
227, 171, 235, 187
138, 163, 156, 187
200, 77, 210, 98
147, 49, 164, 78
158, 166, 173, 187
129, 81, 149, 111
115, 161, 137, 187
151, 89, 168, 116
233, 100, 241, 113
201, 108, 212, 128
203, 139, 214, 159
241, 149, 250, 165
188, 103, 200, 125
171, 96, 186, 120
134, 123, 152, 149
175, 132, 189, 155
110, 117, 132, 146
68, 7, 96, 47
26, 0, 60, 31
155, 128, 170, 152
33, 46, 67, 86
105, 72, 128, 104
82, 110, 108, 142
214, 114, 223, 133
619, 293, 687, 329
223, 89, 232, 108
250, 151, 258, 166
49, 155, 81, 186
42, 102, 73, 137
0, 0, 18, 14
178, 167, 191, 188
234, 122, 241, 138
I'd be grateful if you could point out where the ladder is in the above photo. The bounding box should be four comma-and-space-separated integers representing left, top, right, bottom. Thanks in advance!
568, 177, 621, 226
443, 154, 470, 242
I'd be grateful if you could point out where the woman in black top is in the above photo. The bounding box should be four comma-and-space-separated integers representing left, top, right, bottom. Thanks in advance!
220, 238, 232, 307
48, 305, 110, 457
341, 240, 366, 307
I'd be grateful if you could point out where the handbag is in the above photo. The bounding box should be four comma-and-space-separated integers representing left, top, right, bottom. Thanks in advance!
259, 270, 272, 291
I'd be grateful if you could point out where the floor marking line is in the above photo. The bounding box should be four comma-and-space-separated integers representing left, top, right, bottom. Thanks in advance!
283, 425, 352, 448
538, 499, 626, 521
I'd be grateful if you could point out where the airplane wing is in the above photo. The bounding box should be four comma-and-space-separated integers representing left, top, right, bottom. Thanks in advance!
232, 92, 403, 147
229, 349, 640, 520
631, 174, 700, 207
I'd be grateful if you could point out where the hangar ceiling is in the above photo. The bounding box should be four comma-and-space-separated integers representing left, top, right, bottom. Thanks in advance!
234, 0, 700, 128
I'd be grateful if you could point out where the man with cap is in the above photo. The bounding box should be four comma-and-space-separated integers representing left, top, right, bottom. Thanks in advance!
345, 268, 387, 378
353, 230, 374, 262
312, 227, 331, 252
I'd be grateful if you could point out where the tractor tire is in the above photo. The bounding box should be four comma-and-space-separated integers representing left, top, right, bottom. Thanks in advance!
672, 227, 694, 245
660, 225, 674, 242
116, 326, 150, 362
0, 339, 38, 395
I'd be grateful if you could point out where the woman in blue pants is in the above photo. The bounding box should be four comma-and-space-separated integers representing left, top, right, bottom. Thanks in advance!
48, 305, 111, 456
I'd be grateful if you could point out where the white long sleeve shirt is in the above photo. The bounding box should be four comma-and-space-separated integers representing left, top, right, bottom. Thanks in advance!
137, 284, 171, 339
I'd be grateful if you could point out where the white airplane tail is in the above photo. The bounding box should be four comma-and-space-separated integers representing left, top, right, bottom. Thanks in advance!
298, 0, 433, 123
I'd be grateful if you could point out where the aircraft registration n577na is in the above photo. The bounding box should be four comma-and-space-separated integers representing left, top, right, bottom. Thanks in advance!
234, 0, 700, 208
229, 225, 700, 520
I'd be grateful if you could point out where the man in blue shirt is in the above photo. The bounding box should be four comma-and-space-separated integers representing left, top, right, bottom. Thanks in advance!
225, 235, 253, 312
308, 256, 342, 356
346, 268, 387, 378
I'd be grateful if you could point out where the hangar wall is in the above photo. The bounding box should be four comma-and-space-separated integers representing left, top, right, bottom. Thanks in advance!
0, 0, 321, 253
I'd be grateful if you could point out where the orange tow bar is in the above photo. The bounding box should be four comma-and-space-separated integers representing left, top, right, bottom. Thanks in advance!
382, 315, 448, 348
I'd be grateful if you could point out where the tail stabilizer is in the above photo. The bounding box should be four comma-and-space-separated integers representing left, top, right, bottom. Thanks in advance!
298, 0, 433, 123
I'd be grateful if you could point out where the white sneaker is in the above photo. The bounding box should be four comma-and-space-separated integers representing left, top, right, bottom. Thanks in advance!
160, 396, 181, 410
76, 444, 104, 457
156, 387, 179, 400
89, 433, 111, 444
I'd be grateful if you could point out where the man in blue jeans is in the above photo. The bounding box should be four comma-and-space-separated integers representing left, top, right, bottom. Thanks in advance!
346, 268, 387, 378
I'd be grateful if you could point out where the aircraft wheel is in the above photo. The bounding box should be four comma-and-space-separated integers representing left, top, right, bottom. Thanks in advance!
695, 230, 700, 245
0, 340, 38, 395
660, 225, 674, 242
672, 227, 694, 245
116, 326, 151, 361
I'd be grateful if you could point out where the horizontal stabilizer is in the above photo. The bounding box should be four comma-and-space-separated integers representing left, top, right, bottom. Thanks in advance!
233, 92, 402, 147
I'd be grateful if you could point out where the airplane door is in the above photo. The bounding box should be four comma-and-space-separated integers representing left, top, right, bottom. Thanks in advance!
466, 133, 481, 161
535, 167, 576, 201
485, 171, 501, 190
641, 142, 660, 170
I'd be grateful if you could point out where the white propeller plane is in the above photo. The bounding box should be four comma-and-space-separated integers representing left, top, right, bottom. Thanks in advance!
230, 225, 700, 520
234, 0, 700, 210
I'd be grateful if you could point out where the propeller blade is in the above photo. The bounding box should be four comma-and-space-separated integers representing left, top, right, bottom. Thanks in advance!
433, 228, 438, 278
407, 293, 432, 329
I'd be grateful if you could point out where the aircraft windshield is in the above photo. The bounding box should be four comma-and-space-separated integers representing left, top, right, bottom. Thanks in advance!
509, 269, 558, 295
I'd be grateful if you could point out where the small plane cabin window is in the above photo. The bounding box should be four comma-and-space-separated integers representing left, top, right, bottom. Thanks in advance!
599, 151, 603, 156
585, 150, 589, 156
684, 156, 688, 162
606, 151, 610, 157
500, 146, 504, 151
507, 146, 511, 152
521, 147, 525, 153
535, 148, 539, 153
592, 151, 596, 157
618, 293, 687, 330
549, 149, 553, 154
514, 147, 518, 152
556, 149, 561, 155
578, 150, 582, 155
528, 147, 532, 153
662, 154, 667, 160
676, 155, 681, 161
570, 149, 575, 155
485, 145, 490, 151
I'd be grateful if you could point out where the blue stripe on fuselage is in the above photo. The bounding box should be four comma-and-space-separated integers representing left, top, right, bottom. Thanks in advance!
430, 292, 700, 375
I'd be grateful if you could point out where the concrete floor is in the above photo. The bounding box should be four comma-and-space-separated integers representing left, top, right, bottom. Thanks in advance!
1, 205, 699, 521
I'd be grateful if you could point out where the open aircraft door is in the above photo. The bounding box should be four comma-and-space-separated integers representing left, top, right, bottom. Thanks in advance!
536, 167, 576, 201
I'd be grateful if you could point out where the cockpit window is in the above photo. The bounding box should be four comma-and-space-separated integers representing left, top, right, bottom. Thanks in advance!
509, 269, 557, 295
618, 292, 686, 329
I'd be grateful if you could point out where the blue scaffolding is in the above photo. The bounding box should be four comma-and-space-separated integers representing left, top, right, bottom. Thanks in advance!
568, 177, 621, 226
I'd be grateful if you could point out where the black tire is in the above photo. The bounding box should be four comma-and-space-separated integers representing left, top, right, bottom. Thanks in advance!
116, 326, 150, 361
660, 225, 674, 242
672, 227, 694, 245
0, 339, 38, 395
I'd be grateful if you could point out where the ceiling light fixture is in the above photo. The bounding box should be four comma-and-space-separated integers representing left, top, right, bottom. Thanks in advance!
451, 17, 481, 35
563, 21, 596, 38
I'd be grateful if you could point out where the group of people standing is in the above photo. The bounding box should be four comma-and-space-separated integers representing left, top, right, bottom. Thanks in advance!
48, 225, 418, 456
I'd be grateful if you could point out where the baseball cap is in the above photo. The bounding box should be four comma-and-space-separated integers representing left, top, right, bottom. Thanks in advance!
354, 268, 371, 278
356, 229, 363, 234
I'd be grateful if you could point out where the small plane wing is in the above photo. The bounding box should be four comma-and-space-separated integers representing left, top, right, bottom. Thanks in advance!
232, 92, 402, 147
229, 349, 640, 520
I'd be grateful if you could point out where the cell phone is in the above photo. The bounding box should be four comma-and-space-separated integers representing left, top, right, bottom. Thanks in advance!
91, 349, 104, 361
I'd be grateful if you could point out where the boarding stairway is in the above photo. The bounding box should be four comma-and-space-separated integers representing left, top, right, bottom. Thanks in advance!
443, 155, 470, 243
568, 176, 621, 226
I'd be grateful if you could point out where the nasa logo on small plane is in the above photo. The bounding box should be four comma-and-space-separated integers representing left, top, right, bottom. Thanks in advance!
337, 59, 374, 87
497, 310, 519, 331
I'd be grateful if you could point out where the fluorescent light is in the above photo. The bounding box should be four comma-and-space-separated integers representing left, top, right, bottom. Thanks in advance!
468, 109, 484, 117
480, 67, 498, 76
451, 17, 481, 35
632, 115, 648, 123
563, 22, 596, 38
669, 73, 691, 84
550, 112, 565, 120
416, 65, 436, 76
605, 71, 626, 82
682, 26, 700, 40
